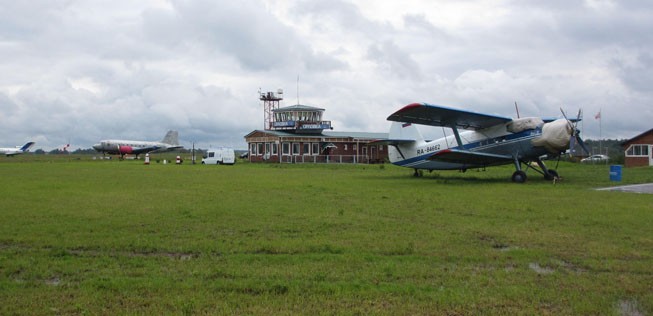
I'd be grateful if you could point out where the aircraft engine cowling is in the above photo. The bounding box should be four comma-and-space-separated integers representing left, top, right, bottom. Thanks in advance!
119, 145, 133, 154
531, 119, 571, 154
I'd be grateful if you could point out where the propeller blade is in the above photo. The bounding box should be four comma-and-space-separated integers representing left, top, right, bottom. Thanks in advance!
575, 131, 590, 155
560, 108, 574, 131
575, 109, 582, 129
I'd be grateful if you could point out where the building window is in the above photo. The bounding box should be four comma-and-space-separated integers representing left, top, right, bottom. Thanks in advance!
282, 143, 290, 155
272, 143, 278, 155
312, 143, 319, 155
303, 143, 310, 155
257, 143, 264, 156
292, 143, 300, 155
344, 144, 348, 151
250, 143, 257, 155
265, 143, 270, 154
353, 144, 357, 151
626, 144, 650, 157
379, 145, 384, 152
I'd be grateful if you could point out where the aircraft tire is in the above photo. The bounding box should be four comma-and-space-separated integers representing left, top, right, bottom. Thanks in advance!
512, 171, 527, 183
544, 169, 559, 180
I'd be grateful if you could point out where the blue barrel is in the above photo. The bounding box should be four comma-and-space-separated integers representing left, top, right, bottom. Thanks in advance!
609, 165, 622, 182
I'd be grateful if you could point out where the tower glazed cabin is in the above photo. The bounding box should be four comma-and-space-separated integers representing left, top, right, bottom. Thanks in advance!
244, 91, 388, 163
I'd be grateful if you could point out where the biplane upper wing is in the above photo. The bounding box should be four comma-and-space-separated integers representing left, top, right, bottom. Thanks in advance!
428, 149, 513, 167
387, 103, 513, 130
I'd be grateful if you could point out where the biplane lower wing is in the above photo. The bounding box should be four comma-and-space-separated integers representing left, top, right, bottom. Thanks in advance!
428, 149, 513, 167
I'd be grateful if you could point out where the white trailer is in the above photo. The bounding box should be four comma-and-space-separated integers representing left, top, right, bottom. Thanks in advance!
202, 148, 236, 165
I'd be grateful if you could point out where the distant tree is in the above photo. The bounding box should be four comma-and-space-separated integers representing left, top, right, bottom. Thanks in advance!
34, 149, 46, 155
49, 149, 69, 155
583, 139, 626, 164
72, 148, 98, 154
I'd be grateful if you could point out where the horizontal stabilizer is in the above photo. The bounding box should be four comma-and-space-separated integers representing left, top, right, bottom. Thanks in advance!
388, 103, 512, 130
428, 149, 513, 167
368, 139, 415, 146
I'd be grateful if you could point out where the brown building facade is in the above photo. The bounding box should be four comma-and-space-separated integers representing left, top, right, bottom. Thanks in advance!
244, 129, 388, 164
245, 99, 389, 163
622, 128, 653, 167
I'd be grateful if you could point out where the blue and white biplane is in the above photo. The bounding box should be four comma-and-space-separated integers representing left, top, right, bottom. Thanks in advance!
379, 103, 588, 183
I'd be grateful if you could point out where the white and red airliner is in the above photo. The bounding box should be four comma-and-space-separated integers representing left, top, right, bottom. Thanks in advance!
92, 130, 182, 159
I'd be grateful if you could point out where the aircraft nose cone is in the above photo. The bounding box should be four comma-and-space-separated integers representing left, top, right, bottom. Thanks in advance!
92, 143, 101, 150
532, 119, 572, 154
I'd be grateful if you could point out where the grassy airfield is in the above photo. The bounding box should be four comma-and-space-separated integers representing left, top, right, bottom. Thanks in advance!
1, 156, 651, 315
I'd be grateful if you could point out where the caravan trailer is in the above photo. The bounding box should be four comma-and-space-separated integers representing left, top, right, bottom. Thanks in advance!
202, 148, 236, 165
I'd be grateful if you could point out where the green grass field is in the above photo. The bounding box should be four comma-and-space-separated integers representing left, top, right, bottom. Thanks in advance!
1, 157, 651, 315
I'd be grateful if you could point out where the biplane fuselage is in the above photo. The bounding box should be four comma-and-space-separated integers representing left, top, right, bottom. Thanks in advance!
388, 123, 548, 171
381, 103, 586, 182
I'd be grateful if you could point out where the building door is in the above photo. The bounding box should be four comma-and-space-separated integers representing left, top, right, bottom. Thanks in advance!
650, 145, 653, 166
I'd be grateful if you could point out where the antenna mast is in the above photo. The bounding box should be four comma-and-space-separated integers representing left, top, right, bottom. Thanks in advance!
296, 75, 300, 105
260, 89, 283, 130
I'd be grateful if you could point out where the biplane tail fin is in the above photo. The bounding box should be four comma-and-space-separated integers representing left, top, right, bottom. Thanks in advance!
389, 121, 424, 143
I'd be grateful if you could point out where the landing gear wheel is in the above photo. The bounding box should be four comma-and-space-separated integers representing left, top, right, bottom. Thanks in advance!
544, 169, 559, 181
512, 170, 527, 183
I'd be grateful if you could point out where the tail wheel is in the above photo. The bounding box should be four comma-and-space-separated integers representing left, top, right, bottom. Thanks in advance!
512, 170, 527, 183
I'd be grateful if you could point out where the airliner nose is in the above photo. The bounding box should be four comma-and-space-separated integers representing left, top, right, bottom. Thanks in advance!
92, 143, 101, 150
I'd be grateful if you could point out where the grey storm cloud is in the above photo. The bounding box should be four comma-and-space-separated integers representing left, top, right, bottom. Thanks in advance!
143, 0, 345, 72
0, 0, 652, 151
366, 40, 423, 80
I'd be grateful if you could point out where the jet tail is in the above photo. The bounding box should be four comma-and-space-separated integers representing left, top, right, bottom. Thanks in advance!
389, 122, 424, 143
161, 130, 179, 146
20, 142, 35, 152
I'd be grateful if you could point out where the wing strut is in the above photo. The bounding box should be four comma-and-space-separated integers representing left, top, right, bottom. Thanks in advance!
451, 125, 463, 148
390, 144, 406, 160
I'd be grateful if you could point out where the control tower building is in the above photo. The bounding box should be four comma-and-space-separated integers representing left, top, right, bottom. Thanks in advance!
245, 90, 388, 164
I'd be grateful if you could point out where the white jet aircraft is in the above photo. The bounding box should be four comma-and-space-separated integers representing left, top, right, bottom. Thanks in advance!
0, 142, 35, 156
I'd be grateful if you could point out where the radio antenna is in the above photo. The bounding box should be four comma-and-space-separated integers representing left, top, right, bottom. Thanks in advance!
296, 75, 300, 105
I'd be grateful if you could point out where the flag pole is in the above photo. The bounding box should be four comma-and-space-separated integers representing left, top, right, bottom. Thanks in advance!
598, 109, 602, 155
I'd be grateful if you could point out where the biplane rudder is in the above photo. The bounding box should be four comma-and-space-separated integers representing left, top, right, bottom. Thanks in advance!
389, 121, 424, 143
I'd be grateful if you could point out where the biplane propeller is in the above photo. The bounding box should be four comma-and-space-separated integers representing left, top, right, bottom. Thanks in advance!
560, 108, 590, 157
375, 103, 590, 183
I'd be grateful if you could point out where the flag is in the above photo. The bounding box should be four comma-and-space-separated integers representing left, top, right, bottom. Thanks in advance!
594, 111, 601, 120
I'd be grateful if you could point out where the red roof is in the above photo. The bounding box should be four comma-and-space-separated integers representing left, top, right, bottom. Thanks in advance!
622, 128, 653, 147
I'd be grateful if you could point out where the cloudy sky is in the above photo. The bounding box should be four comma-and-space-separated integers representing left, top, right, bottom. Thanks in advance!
1, 0, 652, 151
